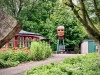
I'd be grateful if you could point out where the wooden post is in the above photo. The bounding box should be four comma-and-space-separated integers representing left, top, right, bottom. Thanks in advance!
14, 36, 18, 47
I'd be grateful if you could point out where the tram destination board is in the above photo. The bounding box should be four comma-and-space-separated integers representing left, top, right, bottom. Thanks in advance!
0, 9, 22, 48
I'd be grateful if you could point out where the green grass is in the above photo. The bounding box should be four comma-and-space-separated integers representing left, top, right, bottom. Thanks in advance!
21, 52, 100, 75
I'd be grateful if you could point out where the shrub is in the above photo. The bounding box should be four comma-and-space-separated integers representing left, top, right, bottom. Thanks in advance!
30, 41, 52, 60
21, 52, 100, 75
8, 50, 29, 63
0, 59, 19, 68
0, 50, 12, 61
0, 50, 33, 68
0, 41, 52, 68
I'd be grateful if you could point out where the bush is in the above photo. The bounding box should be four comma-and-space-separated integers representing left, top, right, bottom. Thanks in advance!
0, 59, 19, 68
8, 50, 29, 63
21, 52, 100, 75
0, 41, 52, 68
0, 50, 33, 68
0, 50, 12, 61
30, 41, 52, 60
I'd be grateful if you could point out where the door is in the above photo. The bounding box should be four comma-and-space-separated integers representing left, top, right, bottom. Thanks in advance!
88, 40, 97, 53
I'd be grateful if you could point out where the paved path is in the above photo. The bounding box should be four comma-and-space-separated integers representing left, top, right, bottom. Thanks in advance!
0, 54, 85, 75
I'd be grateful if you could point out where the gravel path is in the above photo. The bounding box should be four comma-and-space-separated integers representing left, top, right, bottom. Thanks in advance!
0, 54, 85, 75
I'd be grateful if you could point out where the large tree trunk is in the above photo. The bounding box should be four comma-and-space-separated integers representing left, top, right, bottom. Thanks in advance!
0, 9, 22, 48
97, 42, 100, 65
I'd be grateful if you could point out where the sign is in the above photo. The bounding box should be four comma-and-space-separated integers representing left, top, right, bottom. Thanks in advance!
0, 9, 22, 48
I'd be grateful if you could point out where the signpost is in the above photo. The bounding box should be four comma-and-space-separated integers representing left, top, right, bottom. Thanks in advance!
0, 9, 22, 48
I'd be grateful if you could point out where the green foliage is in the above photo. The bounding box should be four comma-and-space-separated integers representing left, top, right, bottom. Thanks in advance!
30, 41, 52, 60
0, 50, 33, 68
83, 0, 100, 25
0, 0, 89, 50
17, 0, 57, 32
21, 52, 100, 75
0, 51, 19, 68
49, 5, 87, 48
16, 0, 87, 50
8, 50, 29, 63
74, 44, 79, 53
0, 0, 32, 17
0, 50, 12, 61
0, 59, 19, 68
0, 41, 52, 68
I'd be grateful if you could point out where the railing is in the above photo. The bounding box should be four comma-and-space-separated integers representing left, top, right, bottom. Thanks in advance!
65, 48, 74, 54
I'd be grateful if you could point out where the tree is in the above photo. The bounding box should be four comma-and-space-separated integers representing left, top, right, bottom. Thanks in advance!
17, 0, 87, 50
63, 0, 100, 65
0, 0, 33, 17
52, 4, 86, 45
0, 0, 88, 51
17, 0, 57, 32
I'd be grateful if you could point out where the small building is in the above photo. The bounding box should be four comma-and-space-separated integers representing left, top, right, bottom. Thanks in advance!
81, 40, 97, 54
3, 30, 45, 48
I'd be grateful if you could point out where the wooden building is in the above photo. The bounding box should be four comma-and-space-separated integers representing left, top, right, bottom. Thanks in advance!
3, 30, 45, 48
81, 40, 97, 54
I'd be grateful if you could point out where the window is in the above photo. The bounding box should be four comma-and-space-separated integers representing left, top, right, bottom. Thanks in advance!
9, 38, 14, 48
18, 37, 24, 48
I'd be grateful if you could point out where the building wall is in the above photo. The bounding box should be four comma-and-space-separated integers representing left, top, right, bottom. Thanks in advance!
1, 30, 45, 48
2, 35, 39, 48
81, 41, 88, 54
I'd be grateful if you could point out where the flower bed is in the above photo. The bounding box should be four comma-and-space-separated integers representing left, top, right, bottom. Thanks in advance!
0, 41, 52, 68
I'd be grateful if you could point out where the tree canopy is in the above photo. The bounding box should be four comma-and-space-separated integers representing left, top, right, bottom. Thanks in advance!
0, 0, 88, 50
63, 0, 100, 42
63, 0, 100, 64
